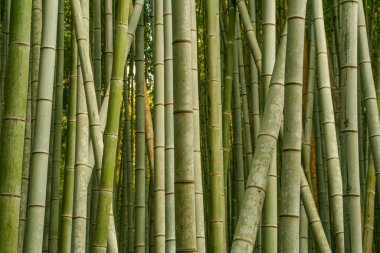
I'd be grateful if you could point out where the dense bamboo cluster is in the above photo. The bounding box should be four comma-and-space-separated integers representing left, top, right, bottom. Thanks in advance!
1, 0, 380, 252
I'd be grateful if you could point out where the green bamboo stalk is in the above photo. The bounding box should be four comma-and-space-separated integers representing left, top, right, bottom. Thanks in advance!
134, 13, 146, 253
313, 89, 331, 244
153, 0, 165, 251
93, 0, 101, 106
232, 24, 245, 217
30, 0, 42, 137
71, 0, 103, 176
299, 169, 331, 252
236, 0, 262, 74
357, 0, 380, 213
206, 0, 226, 251
363, 158, 376, 253
191, 0, 206, 251
0, 0, 11, 131
279, 1, 307, 252
312, 1, 345, 251
222, 6, 235, 205
23, 0, 59, 251
236, 18, 253, 177
18, 0, 42, 249
72, 65, 89, 253
0, 0, 32, 251
172, 0, 197, 252
164, 0, 175, 251
103, 0, 113, 93
48, 0, 64, 250
248, 0, 260, 148
230, 26, 287, 253
91, 0, 130, 251
261, 6, 278, 248
58, 29, 77, 253
339, 0, 362, 251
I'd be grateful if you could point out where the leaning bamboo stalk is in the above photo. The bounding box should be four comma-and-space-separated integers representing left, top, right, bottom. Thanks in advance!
91, 0, 130, 251
312, 1, 345, 251
357, 0, 380, 210
363, 158, 376, 253
230, 26, 287, 253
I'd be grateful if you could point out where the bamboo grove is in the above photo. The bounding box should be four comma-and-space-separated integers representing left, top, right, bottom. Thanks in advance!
2, 0, 380, 252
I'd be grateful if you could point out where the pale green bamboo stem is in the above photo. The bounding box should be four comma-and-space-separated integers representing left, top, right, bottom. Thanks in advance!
93, 0, 101, 106
363, 158, 376, 253
279, 1, 307, 252
172, 0, 197, 251
153, 0, 165, 251
134, 13, 146, 253
23, 0, 59, 251
358, 0, 380, 213
18, 0, 42, 249
164, 0, 175, 251
206, 0, 226, 251
236, 0, 262, 74
0, 0, 32, 252
312, 1, 345, 251
103, 0, 113, 93
339, 0, 362, 251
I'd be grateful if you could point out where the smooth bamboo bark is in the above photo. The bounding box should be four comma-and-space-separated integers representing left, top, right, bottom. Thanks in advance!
0, 0, 32, 251
339, 0, 362, 252
103, 0, 113, 93
23, 0, 59, 251
153, 0, 165, 251
357, 0, 380, 212
172, 0, 197, 252
236, 0, 262, 74
279, 1, 307, 252
206, 0, 226, 251
48, 1, 64, 251
93, 0, 101, 106
134, 13, 146, 253
191, 0, 206, 251
363, 158, 376, 253
164, 0, 175, 251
